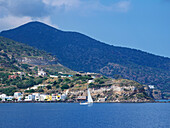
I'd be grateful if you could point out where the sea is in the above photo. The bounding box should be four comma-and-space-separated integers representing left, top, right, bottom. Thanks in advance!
0, 103, 169, 128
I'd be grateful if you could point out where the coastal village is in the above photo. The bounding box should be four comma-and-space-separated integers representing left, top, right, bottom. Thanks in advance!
0, 36, 168, 103
0, 91, 68, 102
0, 68, 160, 103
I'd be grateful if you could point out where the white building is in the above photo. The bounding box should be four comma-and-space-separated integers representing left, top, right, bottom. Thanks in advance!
0, 94, 14, 101
50, 75, 58, 78
38, 69, 47, 77
6, 96, 13, 101
32, 93, 40, 101
25, 94, 38, 101
40, 94, 47, 101
30, 85, 39, 90
52, 95, 56, 101
0, 94, 7, 101
148, 85, 155, 89
61, 94, 67, 100
25, 94, 34, 101
88, 80, 94, 84
14, 92, 22, 98
97, 97, 106, 102
26, 84, 46, 90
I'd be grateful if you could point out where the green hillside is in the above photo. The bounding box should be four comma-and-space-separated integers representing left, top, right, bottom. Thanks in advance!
0, 36, 157, 101
0, 36, 73, 73
0, 36, 74, 94
0, 22, 169, 93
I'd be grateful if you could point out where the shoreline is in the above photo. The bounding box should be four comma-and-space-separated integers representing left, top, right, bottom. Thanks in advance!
0, 101, 169, 104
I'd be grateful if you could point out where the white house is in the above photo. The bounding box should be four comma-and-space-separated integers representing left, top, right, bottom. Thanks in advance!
0, 94, 7, 101
61, 94, 67, 100
30, 85, 39, 90
14, 92, 22, 98
26, 84, 46, 90
38, 69, 47, 77
52, 94, 56, 101
148, 85, 155, 89
50, 75, 58, 78
6, 96, 14, 101
88, 80, 94, 84
97, 97, 106, 102
32, 93, 40, 101
40, 94, 47, 101
25, 94, 34, 101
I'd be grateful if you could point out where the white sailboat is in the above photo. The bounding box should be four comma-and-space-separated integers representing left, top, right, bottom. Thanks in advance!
80, 87, 93, 105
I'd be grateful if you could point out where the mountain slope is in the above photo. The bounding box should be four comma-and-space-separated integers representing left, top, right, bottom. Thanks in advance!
0, 36, 72, 74
0, 21, 170, 92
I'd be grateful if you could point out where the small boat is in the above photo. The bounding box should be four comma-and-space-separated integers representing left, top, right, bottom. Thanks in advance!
80, 86, 93, 105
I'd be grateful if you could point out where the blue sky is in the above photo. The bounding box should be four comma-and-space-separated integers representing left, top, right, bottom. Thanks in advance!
0, 0, 170, 57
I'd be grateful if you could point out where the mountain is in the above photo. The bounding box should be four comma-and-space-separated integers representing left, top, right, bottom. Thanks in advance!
0, 36, 72, 74
0, 37, 154, 101
0, 21, 170, 92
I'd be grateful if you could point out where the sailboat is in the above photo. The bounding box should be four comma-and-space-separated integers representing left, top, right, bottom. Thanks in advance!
80, 86, 93, 105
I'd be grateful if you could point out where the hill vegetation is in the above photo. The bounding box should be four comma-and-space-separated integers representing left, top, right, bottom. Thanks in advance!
0, 36, 72, 73
0, 21, 169, 93
0, 36, 73, 96
0, 36, 155, 101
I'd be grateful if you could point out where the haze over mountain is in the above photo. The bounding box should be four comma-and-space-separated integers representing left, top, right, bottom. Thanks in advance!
0, 21, 169, 92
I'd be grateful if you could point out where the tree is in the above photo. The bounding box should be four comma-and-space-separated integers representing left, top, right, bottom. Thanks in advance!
16, 82, 24, 88
53, 81, 57, 86
34, 66, 38, 73
22, 76, 26, 80
89, 83, 95, 88
70, 83, 74, 88
25, 79, 36, 88
75, 74, 81, 77
22, 96, 25, 101
21, 64, 30, 69
58, 78, 63, 83
46, 85, 52, 90
56, 85, 60, 88
99, 80, 104, 84
25, 89, 35, 93
61, 84, 69, 90
0, 87, 17, 96
38, 88, 44, 92
35, 78, 43, 85
64, 78, 70, 82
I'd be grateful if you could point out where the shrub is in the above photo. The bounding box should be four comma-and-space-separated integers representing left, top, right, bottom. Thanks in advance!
0, 87, 17, 96
25, 89, 35, 93
46, 85, 52, 90
61, 84, 69, 90
56, 85, 60, 88
38, 89, 44, 92
99, 80, 104, 84
64, 78, 70, 82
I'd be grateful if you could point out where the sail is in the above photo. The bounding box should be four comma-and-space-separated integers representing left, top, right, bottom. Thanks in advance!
87, 89, 93, 103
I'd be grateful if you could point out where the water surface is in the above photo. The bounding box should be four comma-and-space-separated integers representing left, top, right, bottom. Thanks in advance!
0, 103, 169, 128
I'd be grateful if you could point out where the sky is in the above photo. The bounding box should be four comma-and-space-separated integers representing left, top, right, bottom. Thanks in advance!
0, 0, 170, 58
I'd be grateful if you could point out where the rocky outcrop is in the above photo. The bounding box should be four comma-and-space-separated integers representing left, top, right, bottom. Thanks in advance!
16, 56, 58, 65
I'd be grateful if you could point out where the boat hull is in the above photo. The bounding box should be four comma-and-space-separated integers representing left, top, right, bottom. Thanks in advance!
80, 102, 93, 105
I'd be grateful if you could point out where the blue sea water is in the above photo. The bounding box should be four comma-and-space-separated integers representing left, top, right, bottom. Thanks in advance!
0, 103, 169, 128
